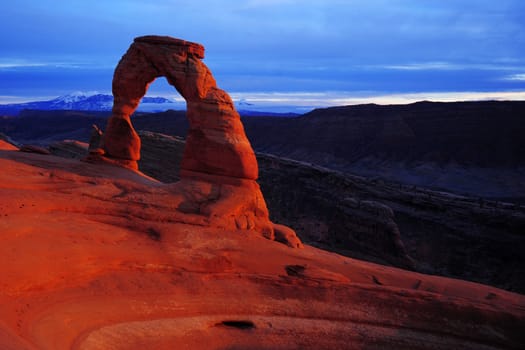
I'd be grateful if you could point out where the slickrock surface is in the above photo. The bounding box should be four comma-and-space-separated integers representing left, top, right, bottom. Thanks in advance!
1, 149, 524, 349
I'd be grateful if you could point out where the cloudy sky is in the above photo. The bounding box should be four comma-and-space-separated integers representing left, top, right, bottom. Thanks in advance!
1, 0, 524, 109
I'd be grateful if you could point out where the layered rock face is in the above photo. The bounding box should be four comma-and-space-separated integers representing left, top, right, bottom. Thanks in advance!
93, 36, 300, 247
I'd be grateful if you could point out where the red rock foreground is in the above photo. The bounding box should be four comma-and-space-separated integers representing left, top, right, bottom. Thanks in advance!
1, 149, 524, 349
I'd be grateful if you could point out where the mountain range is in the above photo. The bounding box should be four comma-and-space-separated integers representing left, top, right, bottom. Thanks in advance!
0, 93, 300, 116
0, 92, 182, 115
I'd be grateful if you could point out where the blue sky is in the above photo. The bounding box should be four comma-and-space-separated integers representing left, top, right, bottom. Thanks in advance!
1, 0, 524, 109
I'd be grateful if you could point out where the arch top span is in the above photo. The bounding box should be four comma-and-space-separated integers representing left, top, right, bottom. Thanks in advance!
134, 35, 205, 58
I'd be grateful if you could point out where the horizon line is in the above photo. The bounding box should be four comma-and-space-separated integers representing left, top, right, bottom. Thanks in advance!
1, 90, 525, 108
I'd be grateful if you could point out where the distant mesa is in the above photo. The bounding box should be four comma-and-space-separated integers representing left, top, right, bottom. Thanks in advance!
87, 35, 302, 248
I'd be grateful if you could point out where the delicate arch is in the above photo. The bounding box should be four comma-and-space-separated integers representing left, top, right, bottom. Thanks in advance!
102, 36, 258, 180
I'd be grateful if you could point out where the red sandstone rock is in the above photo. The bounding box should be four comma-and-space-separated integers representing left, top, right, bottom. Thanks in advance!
0, 150, 524, 349
102, 35, 257, 180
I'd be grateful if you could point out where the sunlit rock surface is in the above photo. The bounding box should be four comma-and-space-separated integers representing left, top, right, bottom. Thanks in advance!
0, 149, 524, 349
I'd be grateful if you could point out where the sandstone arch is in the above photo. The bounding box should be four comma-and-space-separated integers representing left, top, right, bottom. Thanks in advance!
102, 35, 257, 181
96, 35, 302, 248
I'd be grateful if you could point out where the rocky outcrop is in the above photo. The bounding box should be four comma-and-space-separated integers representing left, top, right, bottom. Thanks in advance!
87, 35, 301, 247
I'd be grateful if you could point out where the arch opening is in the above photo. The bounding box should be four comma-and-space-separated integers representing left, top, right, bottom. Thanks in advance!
136, 77, 186, 114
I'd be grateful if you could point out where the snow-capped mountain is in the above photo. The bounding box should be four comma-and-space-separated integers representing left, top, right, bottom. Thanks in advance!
0, 92, 303, 117
0, 92, 184, 116
48, 93, 113, 110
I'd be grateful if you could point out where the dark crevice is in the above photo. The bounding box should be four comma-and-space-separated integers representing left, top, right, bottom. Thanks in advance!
217, 320, 256, 330
285, 264, 306, 277
372, 275, 383, 285
147, 227, 161, 241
